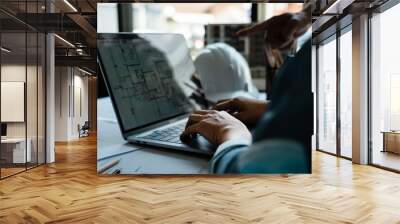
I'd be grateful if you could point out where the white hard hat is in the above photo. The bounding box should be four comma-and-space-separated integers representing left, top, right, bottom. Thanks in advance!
194, 43, 259, 102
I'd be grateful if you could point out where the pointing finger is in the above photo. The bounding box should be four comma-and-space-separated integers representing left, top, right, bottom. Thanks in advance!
214, 99, 239, 111
236, 20, 271, 36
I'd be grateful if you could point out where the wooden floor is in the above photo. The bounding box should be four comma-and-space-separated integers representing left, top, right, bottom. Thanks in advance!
1, 164, 44, 178
1, 167, 26, 178
372, 150, 400, 171
1, 135, 400, 223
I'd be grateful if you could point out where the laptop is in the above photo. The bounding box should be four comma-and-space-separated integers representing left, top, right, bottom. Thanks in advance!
97, 33, 215, 156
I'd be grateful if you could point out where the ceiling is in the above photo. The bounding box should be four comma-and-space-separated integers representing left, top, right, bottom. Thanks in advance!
1, 32, 45, 64
1, 0, 98, 73
312, 0, 391, 41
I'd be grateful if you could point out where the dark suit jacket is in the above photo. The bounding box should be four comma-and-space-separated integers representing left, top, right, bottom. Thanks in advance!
210, 39, 313, 174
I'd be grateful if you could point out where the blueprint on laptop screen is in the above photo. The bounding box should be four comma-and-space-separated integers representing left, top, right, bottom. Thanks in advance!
98, 34, 195, 131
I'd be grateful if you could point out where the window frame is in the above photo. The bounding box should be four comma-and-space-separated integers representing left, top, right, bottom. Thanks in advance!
0, 1, 48, 180
367, 0, 400, 173
314, 23, 353, 160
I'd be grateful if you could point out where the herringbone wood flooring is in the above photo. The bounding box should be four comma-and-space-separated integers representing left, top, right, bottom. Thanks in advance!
1, 135, 400, 224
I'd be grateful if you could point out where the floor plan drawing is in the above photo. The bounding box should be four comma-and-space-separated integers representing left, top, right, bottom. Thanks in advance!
99, 38, 191, 130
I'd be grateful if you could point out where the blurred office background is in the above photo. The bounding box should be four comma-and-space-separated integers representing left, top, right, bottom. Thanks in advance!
313, 0, 400, 172
0, 0, 97, 179
97, 3, 303, 94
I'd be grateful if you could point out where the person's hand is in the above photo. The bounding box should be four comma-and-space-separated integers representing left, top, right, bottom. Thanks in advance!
236, 12, 309, 50
180, 110, 252, 146
214, 97, 268, 126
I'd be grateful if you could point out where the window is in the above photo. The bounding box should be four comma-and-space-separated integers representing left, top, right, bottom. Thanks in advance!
0, 2, 46, 179
370, 2, 400, 171
317, 36, 337, 154
339, 28, 352, 158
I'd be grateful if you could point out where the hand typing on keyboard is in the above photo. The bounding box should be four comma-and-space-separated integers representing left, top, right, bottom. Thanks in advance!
180, 110, 252, 146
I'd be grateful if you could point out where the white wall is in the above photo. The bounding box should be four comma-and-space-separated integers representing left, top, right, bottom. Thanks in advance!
55, 67, 89, 141
1, 64, 46, 164
1, 65, 26, 138
55, 66, 69, 141
71, 73, 89, 138
1, 65, 42, 137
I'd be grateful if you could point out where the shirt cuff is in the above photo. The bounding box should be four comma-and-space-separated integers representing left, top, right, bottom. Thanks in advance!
214, 139, 252, 157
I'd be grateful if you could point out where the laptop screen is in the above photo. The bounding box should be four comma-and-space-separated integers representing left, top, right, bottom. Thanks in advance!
98, 33, 195, 132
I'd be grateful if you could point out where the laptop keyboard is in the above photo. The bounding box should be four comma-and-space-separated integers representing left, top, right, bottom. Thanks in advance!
141, 122, 186, 144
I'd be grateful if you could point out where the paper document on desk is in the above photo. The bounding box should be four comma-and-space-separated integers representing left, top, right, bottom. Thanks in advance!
98, 118, 140, 161
97, 98, 141, 161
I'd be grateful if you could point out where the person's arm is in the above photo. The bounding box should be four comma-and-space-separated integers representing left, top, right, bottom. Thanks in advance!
209, 139, 308, 174
209, 39, 313, 174
213, 97, 269, 126
236, 2, 313, 50
209, 142, 249, 173
179, 108, 309, 174
179, 109, 254, 173
180, 110, 252, 146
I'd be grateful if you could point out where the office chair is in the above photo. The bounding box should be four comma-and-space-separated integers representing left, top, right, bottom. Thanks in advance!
78, 121, 90, 138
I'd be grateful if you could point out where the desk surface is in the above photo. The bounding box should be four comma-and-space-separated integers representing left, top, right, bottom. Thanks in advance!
97, 97, 209, 174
